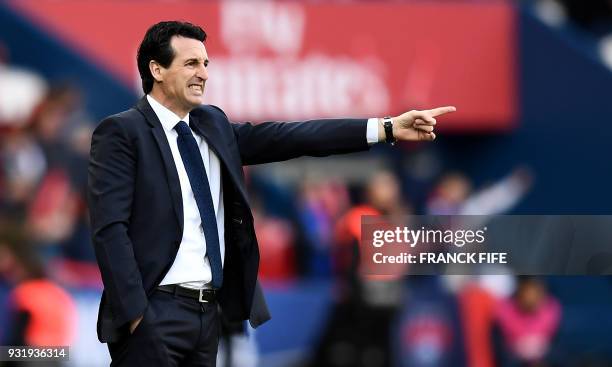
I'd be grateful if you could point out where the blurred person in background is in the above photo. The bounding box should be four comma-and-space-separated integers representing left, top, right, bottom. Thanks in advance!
297, 176, 351, 278
445, 274, 516, 367
0, 224, 76, 365
422, 167, 533, 366
426, 167, 532, 216
26, 84, 98, 285
494, 276, 561, 367
333, 170, 411, 297
0, 127, 47, 221
87, 19, 454, 366
0, 42, 47, 133
392, 276, 467, 367
310, 170, 409, 367
1, 82, 94, 270
252, 200, 297, 282
0, 42, 48, 222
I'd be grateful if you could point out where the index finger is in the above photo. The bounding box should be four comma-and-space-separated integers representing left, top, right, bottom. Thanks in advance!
427, 106, 456, 117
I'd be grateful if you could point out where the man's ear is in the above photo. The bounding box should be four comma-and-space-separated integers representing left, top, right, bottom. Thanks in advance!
149, 60, 163, 83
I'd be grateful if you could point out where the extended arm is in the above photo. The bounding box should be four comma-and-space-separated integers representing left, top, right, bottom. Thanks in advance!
231, 105, 456, 165
232, 118, 370, 166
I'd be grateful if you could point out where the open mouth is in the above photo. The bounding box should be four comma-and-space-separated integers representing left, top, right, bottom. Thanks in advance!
188, 84, 203, 93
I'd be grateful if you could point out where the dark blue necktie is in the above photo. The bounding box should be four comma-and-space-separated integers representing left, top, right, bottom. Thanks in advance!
174, 121, 223, 289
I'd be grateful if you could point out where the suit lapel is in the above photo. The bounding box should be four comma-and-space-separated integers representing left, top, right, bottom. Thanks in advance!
136, 97, 184, 232
189, 112, 250, 208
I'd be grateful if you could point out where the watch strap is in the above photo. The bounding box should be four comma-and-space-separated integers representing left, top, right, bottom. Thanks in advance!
383, 116, 396, 145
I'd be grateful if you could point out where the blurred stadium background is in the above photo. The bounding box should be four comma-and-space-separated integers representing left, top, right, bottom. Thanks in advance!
1, 0, 612, 366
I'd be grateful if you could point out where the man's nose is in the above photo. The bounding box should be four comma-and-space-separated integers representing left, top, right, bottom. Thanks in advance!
196, 63, 208, 80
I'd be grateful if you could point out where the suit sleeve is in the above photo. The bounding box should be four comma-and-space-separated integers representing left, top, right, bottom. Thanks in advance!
230, 118, 370, 166
88, 117, 147, 328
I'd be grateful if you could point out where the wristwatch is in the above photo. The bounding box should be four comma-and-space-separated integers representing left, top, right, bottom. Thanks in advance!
382, 116, 396, 145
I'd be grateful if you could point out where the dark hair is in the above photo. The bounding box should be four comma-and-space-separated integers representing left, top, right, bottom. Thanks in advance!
137, 21, 207, 94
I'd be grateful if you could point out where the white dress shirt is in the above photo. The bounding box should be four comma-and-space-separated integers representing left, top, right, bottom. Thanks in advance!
366, 118, 380, 144
148, 95, 225, 290
149, 94, 380, 290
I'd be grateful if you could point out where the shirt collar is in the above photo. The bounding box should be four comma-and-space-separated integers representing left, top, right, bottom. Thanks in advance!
146, 94, 190, 133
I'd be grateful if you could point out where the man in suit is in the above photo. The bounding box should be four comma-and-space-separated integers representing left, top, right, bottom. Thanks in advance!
87, 21, 455, 366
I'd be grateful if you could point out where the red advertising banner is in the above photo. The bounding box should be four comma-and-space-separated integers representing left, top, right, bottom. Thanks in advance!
9, 0, 517, 131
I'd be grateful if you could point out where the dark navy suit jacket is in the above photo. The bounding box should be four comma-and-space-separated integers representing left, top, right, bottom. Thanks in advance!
88, 97, 369, 342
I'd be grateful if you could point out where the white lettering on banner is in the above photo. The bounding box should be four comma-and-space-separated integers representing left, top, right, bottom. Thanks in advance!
221, 1, 305, 56
205, 57, 390, 120
213, 1, 390, 120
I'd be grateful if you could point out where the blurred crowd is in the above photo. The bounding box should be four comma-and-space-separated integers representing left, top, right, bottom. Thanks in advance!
0, 47, 95, 356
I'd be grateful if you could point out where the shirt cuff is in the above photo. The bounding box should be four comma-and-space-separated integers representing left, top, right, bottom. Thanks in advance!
366, 118, 380, 144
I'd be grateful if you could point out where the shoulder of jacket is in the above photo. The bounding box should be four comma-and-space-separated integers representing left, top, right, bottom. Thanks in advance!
97, 107, 143, 133
110, 107, 143, 124
196, 104, 229, 121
